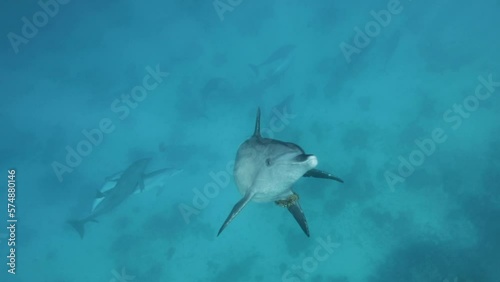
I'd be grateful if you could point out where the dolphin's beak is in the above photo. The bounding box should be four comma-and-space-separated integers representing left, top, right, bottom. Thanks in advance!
294, 154, 317, 164
305, 155, 318, 168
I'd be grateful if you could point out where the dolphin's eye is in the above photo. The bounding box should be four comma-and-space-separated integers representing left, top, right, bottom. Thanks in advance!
266, 158, 272, 166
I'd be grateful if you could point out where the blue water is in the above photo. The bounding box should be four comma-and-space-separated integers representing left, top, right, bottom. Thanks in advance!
1, 0, 499, 281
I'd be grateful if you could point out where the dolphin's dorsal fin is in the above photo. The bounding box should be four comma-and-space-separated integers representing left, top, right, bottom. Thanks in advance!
253, 107, 261, 137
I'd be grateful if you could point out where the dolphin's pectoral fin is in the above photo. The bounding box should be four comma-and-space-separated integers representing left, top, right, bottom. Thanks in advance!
217, 192, 254, 237
287, 201, 310, 237
275, 193, 310, 237
98, 189, 114, 198
95, 190, 105, 199
68, 219, 86, 239
105, 170, 123, 182
303, 169, 344, 183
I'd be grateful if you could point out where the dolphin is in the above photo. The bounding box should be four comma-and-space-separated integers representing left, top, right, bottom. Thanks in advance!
249, 44, 296, 76
217, 108, 343, 237
92, 167, 183, 212
68, 158, 151, 238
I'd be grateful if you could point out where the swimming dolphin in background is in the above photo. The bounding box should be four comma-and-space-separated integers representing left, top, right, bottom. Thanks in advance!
249, 44, 296, 76
92, 167, 183, 212
217, 108, 343, 237
68, 158, 151, 238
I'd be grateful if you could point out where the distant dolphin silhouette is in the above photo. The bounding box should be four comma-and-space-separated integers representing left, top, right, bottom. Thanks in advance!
92, 167, 183, 212
68, 158, 151, 238
249, 44, 296, 76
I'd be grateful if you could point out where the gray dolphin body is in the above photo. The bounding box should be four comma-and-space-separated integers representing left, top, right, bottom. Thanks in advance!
93, 167, 183, 212
249, 44, 296, 76
68, 158, 151, 238
217, 109, 343, 237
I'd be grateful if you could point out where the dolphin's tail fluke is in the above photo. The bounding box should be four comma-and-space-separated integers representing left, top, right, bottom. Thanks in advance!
249, 64, 259, 76
67, 219, 86, 239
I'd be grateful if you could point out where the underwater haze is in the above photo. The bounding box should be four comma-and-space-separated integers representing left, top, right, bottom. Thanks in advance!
1, 0, 499, 281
